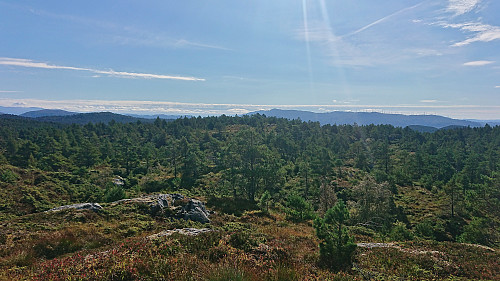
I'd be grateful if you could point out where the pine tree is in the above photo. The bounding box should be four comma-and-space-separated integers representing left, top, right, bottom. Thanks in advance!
314, 199, 357, 270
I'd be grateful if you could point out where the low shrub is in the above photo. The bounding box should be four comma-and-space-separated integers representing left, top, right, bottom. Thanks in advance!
208, 265, 252, 281
207, 197, 258, 216
389, 221, 414, 241
285, 194, 315, 222
33, 230, 83, 259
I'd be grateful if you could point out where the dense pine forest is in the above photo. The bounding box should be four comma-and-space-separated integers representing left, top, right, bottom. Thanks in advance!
1, 114, 499, 280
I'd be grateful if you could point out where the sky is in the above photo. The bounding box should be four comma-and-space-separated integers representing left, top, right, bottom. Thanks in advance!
1, 0, 500, 119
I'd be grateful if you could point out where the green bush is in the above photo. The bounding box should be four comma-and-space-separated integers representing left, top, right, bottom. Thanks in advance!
285, 194, 315, 222
103, 185, 125, 202
0, 232, 6, 245
229, 229, 266, 252
414, 220, 435, 240
33, 231, 82, 259
389, 221, 414, 241
259, 190, 271, 213
207, 197, 258, 216
458, 217, 490, 245
0, 169, 18, 183
177, 231, 222, 258
314, 200, 357, 270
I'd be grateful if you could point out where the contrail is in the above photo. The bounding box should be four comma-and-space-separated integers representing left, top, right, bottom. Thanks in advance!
343, 2, 424, 38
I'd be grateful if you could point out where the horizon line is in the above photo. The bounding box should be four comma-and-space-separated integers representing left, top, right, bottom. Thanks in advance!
1, 98, 500, 120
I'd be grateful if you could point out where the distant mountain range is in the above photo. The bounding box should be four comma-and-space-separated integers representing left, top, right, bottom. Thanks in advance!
20, 109, 77, 118
34, 112, 156, 124
0, 107, 182, 122
248, 109, 500, 129
0, 112, 157, 125
0, 106, 44, 115
1, 106, 500, 128
127, 114, 190, 120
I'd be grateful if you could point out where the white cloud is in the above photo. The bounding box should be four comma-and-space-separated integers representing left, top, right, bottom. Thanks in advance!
438, 22, 500, 46
0, 57, 205, 81
447, 0, 481, 16
454, 23, 500, 46
436, 1, 500, 47
420, 100, 438, 103
463, 60, 494, 66
495, 86, 500, 88
333, 99, 360, 104
0, 90, 21, 93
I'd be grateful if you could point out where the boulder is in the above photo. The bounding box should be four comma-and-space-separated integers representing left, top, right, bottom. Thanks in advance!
112, 194, 210, 223
180, 199, 211, 223
112, 193, 184, 215
47, 203, 103, 212
147, 228, 212, 239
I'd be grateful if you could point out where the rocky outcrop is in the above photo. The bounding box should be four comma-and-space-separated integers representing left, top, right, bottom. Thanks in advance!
112, 194, 211, 223
112, 193, 183, 213
47, 194, 211, 223
147, 228, 213, 239
180, 199, 211, 224
47, 203, 103, 212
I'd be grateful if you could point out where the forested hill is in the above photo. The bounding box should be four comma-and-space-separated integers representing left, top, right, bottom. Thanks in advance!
0, 114, 499, 279
35, 112, 155, 124
249, 109, 482, 128
1, 111, 155, 125
1, 114, 498, 232
20, 109, 77, 118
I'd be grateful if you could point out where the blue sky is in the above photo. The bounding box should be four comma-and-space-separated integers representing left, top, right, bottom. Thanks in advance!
1, 0, 499, 119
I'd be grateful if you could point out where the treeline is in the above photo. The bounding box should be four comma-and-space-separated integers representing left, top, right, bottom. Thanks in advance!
0, 114, 499, 245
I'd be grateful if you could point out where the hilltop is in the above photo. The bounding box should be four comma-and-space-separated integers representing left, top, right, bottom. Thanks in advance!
0, 113, 498, 280
248, 109, 483, 128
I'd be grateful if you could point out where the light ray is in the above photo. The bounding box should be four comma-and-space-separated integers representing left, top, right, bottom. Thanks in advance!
302, 0, 315, 93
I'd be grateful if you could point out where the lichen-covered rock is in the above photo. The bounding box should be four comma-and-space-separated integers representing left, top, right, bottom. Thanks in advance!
47, 203, 103, 212
112, 193, 185, 215
179, 199, 211, 223
112, 194, 210, 223
49, 194, 210, 223
147, 228, 212, 239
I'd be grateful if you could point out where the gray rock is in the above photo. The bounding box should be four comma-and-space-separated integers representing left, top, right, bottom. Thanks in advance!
112, 193, 185, 214
47, 203, 103, 212
112, 177, 124, 185
147, 228, 213, 239
179, 199, 211, 223
111, 194, 210, 223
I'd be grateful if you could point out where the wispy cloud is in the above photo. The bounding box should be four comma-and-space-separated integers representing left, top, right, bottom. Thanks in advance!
446, 0, 481, 16
0, 57, 205, 81
436, 0, 500, 47
295, 21, 370, 66
332, 99, 360, 104
343, 2, 424, 37
495, 86, 500, 88
420, 99, 438, 103
463, 60, 494, 66
27, 7, 229, 51
441, 22, 500, 46
110, 34, 231, 51
0, 90, 21, 93
296, 1, 439, 66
